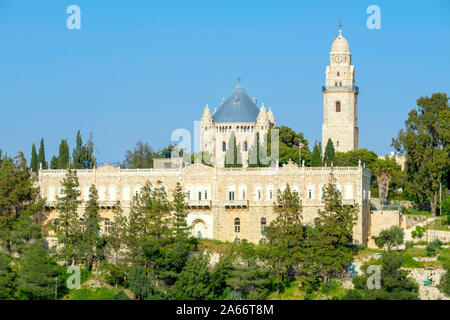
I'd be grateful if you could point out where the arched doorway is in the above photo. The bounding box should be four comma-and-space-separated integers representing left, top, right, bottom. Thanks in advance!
192, 219, 207, 239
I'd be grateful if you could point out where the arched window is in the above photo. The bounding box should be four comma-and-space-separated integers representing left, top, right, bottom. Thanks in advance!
104, 218, 110, 234
339, 82, 342, 87
335, 82, 337, 87
187, 190, 190, 200
337, 71, 340, 76
198, 191, 202, 201
336, 101, 341, 112
261, 217, 267, 232
222, 141, 226, 152
234, 217, 240, 233
243, 141, 248, 152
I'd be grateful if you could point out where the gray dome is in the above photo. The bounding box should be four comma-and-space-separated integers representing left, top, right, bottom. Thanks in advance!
212, 83, 260, 123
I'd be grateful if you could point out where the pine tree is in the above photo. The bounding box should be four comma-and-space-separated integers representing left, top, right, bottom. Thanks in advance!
0, 251, 16, 299
57, 139, 70, 169
0, 152, 43, 253
265, 184, 304, 299
311, 141, 322, 167
105, 201, 128, 288
312, 172, 359, 282
171, 182, 190, 238
49, 156, 57, 169
170, 252, 213, 300
30, 144, 38, 172
81, 184, 104, 271
55, 166, 82, 266
16, 241, 58, 300
323, 138, 335, 164
38, 138, 48, 169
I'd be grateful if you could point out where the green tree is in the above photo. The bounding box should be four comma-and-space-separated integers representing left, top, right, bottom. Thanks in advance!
227, 241, 271, 299
72, 130, 85, 169
277, 126, 311, 166
16, 242, 58, 300
104, 201, 128, 288
312, 172, 358, 282
81, 185, 104, 271
373, 157, 402, 206
311, 141, 322, 167
123, 141, 155, 168
373, 226, 404, 251
30, 144, 38, 172
50, 156, 58, 169
0, 251, 16, 299
265, 184, 304, 299
38, 138, 48, 169
224, 131, 242, 167
57, 139, 70, 169
0, 152, 43, 254
55, 166, 82, 265
171, 182, 191, 239
353, 251, 418, 300
128, 266, 163, 300
170, 252, 213, 300
323, 138, 335, 164
392, 93, 449, 215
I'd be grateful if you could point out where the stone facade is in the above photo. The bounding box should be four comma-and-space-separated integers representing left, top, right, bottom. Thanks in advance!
37, 162, 371, 246
322, 29, 359, 153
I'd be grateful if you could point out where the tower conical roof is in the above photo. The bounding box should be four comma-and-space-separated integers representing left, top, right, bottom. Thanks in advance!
212, 83, 260, 123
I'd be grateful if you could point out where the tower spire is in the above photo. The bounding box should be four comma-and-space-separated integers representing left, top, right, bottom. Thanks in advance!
338, 19, 342, 36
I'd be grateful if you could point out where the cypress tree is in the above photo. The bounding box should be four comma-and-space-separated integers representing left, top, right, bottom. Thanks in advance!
30, 144, 38, 172
72, 130, 85, 169
323, 138, 335, 164
57, 139, 70, 169
248, 132, 261, 167
224, 132, 241, 167
311, 141, 322, 167
38, 138, 48, 169
50, 156, 58, 169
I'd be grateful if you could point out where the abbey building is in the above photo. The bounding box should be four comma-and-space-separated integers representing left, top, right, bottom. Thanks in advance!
38, 29, 372, 247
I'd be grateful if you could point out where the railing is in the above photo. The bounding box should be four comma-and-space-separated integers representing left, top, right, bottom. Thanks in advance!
225, 200, 249, 208
322, 85, 359, 93
187, 200, 212, 208
342, 199, 355, 206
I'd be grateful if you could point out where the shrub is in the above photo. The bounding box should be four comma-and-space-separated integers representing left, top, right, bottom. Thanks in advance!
426, 239, 442, 257
411, 226, 426, 239
321, 280, 339, 294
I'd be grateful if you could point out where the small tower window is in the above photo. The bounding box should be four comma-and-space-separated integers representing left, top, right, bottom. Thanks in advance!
337, 141, 340, 147
337, 71, 340, 76
336, 101, 341, 112
222, 141, 226, 152
243, 141, 248, 152
261, 217, 267, 232
339, 82, 342, 87
234, 218, 240, 233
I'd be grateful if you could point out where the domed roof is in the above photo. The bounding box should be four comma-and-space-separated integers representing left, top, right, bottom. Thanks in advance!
331, 30, 350, 54
212, 83, 260, 123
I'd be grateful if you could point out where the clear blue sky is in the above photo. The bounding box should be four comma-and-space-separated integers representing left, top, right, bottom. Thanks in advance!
0, 0, 449, 163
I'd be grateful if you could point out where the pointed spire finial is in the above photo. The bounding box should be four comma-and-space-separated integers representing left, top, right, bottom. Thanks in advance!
338, 19, 343, 36
237, 76, 241, 84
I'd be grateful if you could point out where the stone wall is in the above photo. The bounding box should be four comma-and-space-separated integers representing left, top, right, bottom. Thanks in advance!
37, 162, 371, 246
367, 210, 401, 248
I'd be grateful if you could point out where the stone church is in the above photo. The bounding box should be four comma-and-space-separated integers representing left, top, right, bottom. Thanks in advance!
38, 29, 373, 247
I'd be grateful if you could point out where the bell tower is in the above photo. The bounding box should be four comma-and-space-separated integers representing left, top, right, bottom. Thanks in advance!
322, 25, 359, 153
